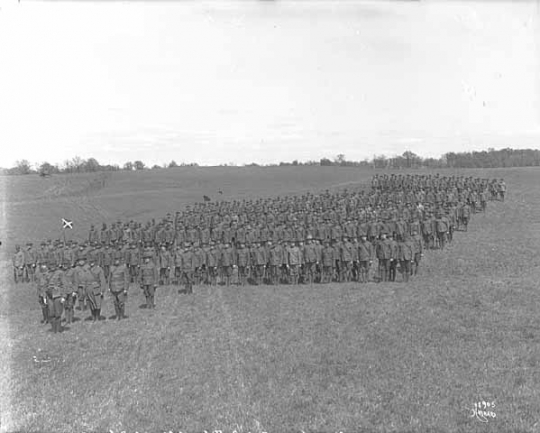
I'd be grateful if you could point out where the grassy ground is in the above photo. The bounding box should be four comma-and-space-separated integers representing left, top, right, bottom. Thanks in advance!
1, 166, 539, 433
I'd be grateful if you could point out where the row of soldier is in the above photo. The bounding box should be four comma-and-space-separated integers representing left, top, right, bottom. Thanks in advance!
11, 173, 506, 333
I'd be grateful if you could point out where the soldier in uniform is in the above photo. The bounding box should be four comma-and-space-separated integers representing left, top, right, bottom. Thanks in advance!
411, 229, 423, 275
35, 263, 50, 324
376, 233, 392, 282
62, 260, 77, 324
321, 240, 336, 284
236, 242, 251, 286
287, 241, 302, 285
357, 235, 373, 283
87, 257, 107, 321
140, 252, 159, 307
220, 242, 235, 287
24, 242, 37, 283
158, 244, 172, 286
109, 256, 129, 320
398, 234, 414, 282
46, 262, 68, 333
12, 245, 25, 284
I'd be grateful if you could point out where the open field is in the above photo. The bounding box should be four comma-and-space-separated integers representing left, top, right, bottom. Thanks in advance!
1, 166, 540, 433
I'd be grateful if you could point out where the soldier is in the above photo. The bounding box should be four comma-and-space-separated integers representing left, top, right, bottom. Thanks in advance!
321, 240, 336, 284
398, 234, 414, 282
206, 241, 220, 286
303, 237, 318, 285
340, 237, 355, 282
411, 229, 423, 275
87, 257, 107, 322
23, 242, 37, 283
180, 243, 196, 294
35, 263, 50, 324
109, 256, 129, 320
357, 235, 373, 283
158, 244, 172, 285
125, 243, 140, 283
388, 234, 399, 282
140, 253, 159, 307
220, 242, 235, 287
46, 262, 68, 333
268, 241, 282, 286
62, 260, 77, 325
376, 233, 392, 282
436, 212, 449, 250
12, 245, 25, 284
287, 241, 302, 285
236, 242, 251, 286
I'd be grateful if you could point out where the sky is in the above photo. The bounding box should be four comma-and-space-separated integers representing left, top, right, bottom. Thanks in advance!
0, 0, 539, 168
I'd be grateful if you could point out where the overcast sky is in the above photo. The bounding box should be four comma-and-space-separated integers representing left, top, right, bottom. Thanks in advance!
0, 0, 539, 168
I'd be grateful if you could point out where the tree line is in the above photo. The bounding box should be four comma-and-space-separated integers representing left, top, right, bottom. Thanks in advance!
2, 148, 539, 176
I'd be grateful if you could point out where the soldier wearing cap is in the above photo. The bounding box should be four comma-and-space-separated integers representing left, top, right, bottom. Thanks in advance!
24, 242, 37, 283
236, 242, 251, 286
398, 233, 414, 282
140, 252, 159, 307
220, 242, 235, 287
411, 229, 423, 275
357, 235, 373, 283
12, 245, 25, 284
206, 241, 220, 286
109, 255, 129, 320
158, 244, 172, 286
86, 256, 107, 321
35, 263, 50, 324
62, 260, 77, 324
268, 241, 281, 285
46, 262, 68, 333
376, 232, 392, 282
302, 236, 318, 285
321, 240, 336, 284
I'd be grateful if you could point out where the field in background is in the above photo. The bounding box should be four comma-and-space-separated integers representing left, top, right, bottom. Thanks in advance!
1, 166, 540, 433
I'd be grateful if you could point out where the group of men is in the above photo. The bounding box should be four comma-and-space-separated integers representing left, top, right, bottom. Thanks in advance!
12, 173, 505, 333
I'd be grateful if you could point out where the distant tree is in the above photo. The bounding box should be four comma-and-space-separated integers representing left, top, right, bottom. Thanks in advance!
123, 162, 134, 171
14, 159, 32, 175
334, 154, 346, 166
320, 158, 333, 166
168, 160, 178, 168
38, 162, 56, 176
134, 160, 145, 170
151, 164, 161, 170
70, 156, 86, 173
85, 158, 101, 172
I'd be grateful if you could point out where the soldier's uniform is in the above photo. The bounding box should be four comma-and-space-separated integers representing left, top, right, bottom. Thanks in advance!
140, 254, 159, 307
35, 264, 50, 324
398, 236, 414, 282
109, 259, 129, 319
321, 241, 336, 284
46, 264, 68, 333
12, 245, 25, 284
357, 236, 373, 283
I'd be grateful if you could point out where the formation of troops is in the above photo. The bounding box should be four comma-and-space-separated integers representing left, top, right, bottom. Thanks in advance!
11, 173, 507, 333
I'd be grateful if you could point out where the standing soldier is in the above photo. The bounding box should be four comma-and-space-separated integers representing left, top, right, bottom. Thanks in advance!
321, 240, 336, 284
398, 234, 414, 283
24, 242, 37, 283
376, 233, 392, 282
268, 241, 282, 286
62, 260, 77, 325
340, 237, 355, 282
411, 229, 423, 275
101, 244, 113, 282
220, 242, 235, 287
357, 235, 373, 283
46, 262, 68, 333
158, 245, 172, 286
109, 256, 129, 320
252, 241, 267, 285
302, 237, 318, 285
12, 245, 25, 284
180, 243, 195, 294
206, 241, 220, 286
388, 234, 399, 282
236, 242, 251, 286
35, 264, 50, 324
140, 252, 159, 308
287, 241, 302, 285
127, 242, 141, 283
87, 257, 107, 322
436, 213, 449, 250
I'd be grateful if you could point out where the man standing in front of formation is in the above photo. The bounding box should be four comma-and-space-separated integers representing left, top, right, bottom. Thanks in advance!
109, 256, 129, 320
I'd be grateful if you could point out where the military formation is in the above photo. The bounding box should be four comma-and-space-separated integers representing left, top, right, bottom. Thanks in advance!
12, 173, 507, 333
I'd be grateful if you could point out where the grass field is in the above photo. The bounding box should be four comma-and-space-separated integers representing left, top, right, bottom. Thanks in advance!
1, 166, 539, 433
